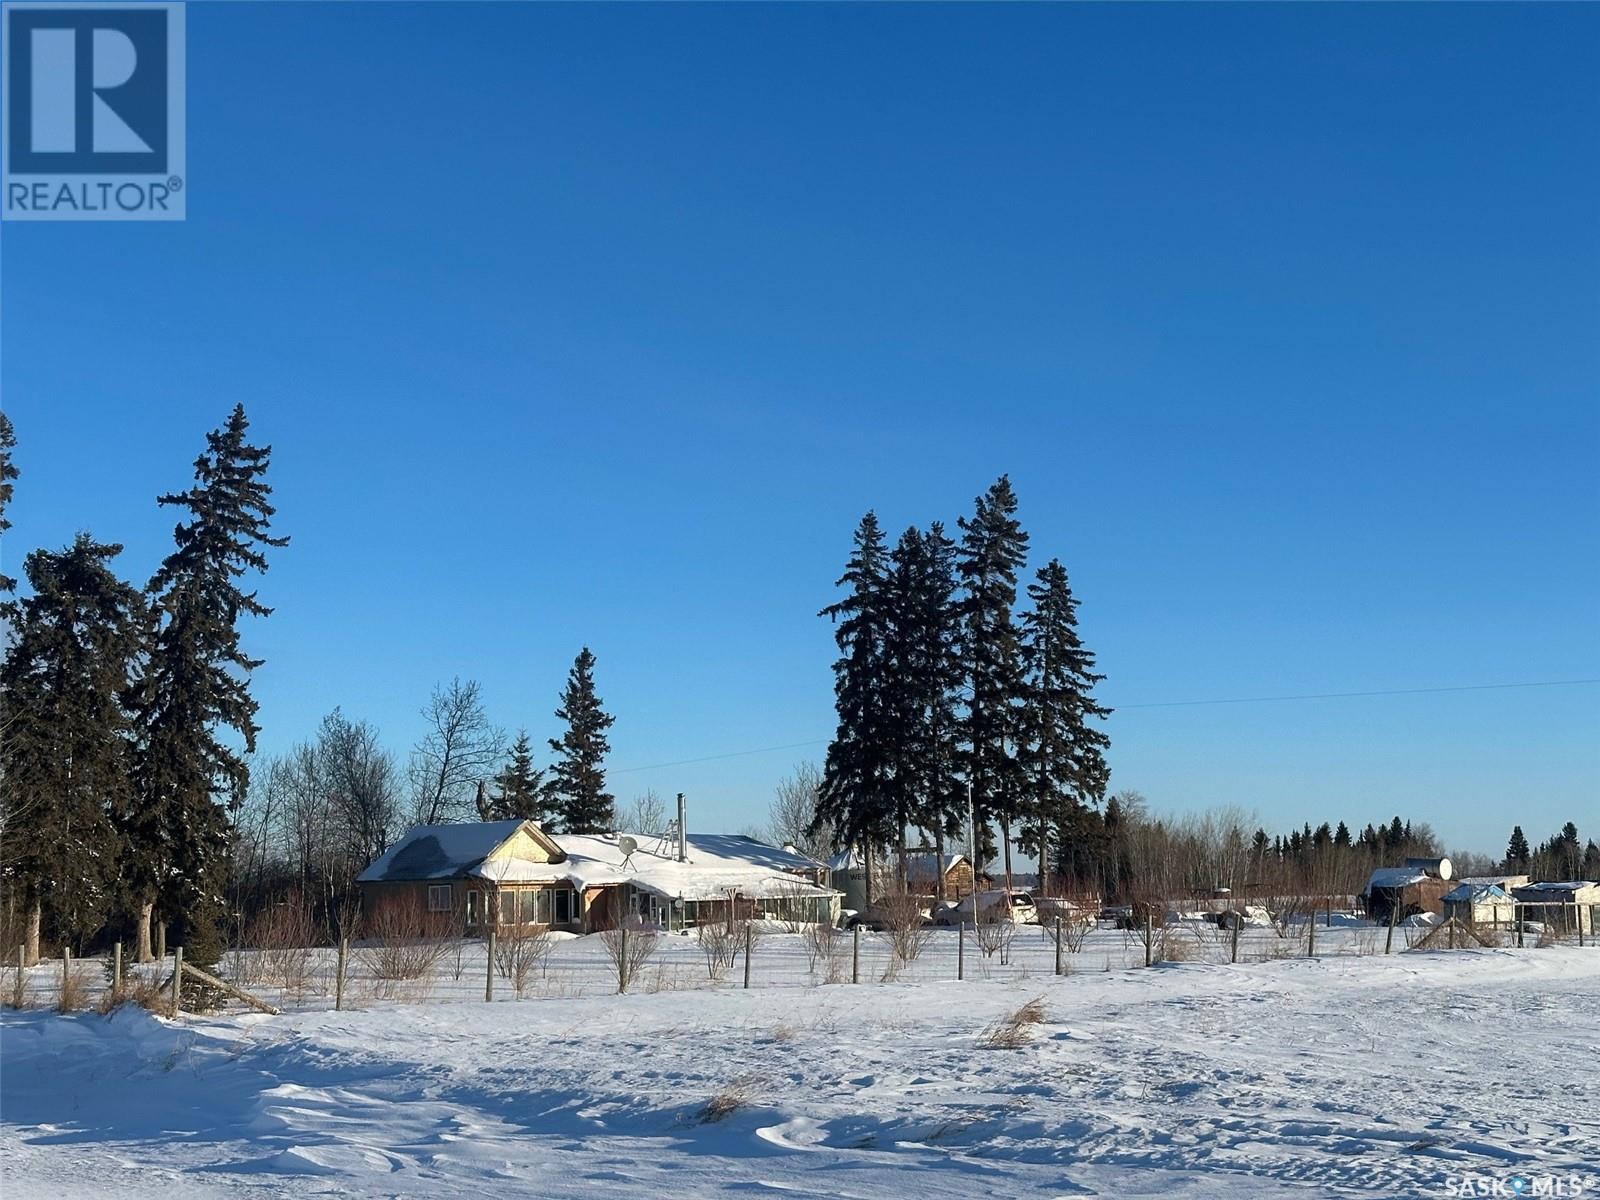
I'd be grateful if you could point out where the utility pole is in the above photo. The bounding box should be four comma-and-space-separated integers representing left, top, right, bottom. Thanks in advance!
966, 781, 977, 901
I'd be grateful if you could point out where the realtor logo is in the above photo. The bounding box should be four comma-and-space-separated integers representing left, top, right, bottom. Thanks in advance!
3, 2, 185, 220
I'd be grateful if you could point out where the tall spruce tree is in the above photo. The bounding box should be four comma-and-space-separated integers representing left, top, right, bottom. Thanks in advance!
128, 405, 287, 966
882, 524, 964, 896
1, 536, 146, 962
1505, 826, 1531, 871
482, 730, 548, 822
956, 476, 1030, 882
1018, 558, 1111, 895
546, 648, 615, 833
814, 512, 896, 902
0, 412, 17, 595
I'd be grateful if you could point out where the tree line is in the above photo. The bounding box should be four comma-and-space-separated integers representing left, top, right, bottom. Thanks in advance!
812, 475, 1112, 901
0, 410, 622, 964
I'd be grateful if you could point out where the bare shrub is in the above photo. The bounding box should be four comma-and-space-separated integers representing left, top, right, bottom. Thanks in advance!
697, 1075, 756, 1123
877, 892, 932, 965
802, 921, 847, 982
1153, 925, 1198, 964
978, 997, 1047, 1050
492, 922, 552, 997
56, 967, 90, 1013
696, 922, 735, 981
360, 893, 455, 981
974, 913, 1015, 963
1042, 914, 1090, 955
247, 896, 318, 999
602, 918, 660, 994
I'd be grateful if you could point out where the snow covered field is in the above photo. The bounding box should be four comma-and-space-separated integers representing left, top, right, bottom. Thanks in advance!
3, 939, 1596, 1199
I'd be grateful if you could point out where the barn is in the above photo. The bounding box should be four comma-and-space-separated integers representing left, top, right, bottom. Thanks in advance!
1363, 864, 1452, 924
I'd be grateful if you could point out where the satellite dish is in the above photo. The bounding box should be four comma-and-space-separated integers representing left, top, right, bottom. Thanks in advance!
618, 835, 638, 856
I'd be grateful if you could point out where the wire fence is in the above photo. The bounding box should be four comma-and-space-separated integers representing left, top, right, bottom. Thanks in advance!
5, 901, 1594, 1018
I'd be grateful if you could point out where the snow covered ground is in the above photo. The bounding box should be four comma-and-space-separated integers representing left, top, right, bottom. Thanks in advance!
2, 939, 1597, 1198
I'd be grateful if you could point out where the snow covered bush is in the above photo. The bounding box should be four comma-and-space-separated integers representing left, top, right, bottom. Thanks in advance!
877, 893, 933, 968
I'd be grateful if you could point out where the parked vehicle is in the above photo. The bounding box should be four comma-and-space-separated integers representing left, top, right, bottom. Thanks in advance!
935, 889, 1038, 926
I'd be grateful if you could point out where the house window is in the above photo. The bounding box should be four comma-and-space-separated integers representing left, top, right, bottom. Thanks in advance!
427, 885, 452, 913
554, 888, 573, 925
467, 890, 482, 926
519, 890, 537, 924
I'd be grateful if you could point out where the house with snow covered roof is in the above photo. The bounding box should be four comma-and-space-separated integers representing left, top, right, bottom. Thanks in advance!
357, 819, 840, 934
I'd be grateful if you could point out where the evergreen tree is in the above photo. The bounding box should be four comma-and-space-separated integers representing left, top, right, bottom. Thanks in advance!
483, 730, 548, 822
1, 536, 146, 960
956, 476, 1030, 881
545, 648, 615, 833
128, 405, 288, 967
1018, 558, 1111, 894
0, 412, 17, 595
814, 512, 896, 901
881, 524, 965, 892
1505, 825, 1531, 871
1583, 840, 1600, 881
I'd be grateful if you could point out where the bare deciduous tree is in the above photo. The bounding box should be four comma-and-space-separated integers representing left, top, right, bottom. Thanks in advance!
619, 789, 668, 835
767, 762, 832, 861
408, 678, 505, 826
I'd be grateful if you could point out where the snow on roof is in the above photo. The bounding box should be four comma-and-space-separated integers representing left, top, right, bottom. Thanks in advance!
1442, 883, 1508, 903
472, 830, 838, 903
1513, 880, 1599, 894
357, 820, 530, 883
826, 848, 967, 880
1365, 867, 1427, 895
907, 853, 966, 883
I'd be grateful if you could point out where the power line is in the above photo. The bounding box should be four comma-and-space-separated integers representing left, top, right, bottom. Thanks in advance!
610, 677, 1599, 775
1116, 677, 1600, 710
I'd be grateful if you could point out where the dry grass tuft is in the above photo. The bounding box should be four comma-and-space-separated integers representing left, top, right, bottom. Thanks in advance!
697, 1075, 756, 1123
56, 968, 91, 1013
978, 997, 1048, 1049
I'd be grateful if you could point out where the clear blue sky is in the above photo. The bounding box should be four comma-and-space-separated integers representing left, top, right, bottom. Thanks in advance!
4, 4, 1597, 855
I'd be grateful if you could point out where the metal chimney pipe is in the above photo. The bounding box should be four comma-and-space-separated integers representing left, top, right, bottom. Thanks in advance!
676, 792, 687, 862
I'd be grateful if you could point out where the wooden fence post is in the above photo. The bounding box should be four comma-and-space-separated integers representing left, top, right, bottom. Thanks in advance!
1054, 917, 1063, 977
1576, 900, 1585, 948
1384, 902, 1399, 955
1307, 911, 1316, 958
1230, 914, 1241, 964
1516, 901, 1525, 949
485, 928, 495, 1002
61, 946, 71, 1003
15, 944, 23, 1003
335, 937, 347, 1011
112, 941, 122, 1001
851, 923, 860, 984
743, 924, 753, 989
619, 924, 628, 993
1144, 909, 1153, 967
171, 946, 183, 1017
957, 921, 965, 980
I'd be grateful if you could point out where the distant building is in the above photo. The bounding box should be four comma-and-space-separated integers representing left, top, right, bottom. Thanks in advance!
1441, 882, 1514, 926
357, 819, 839, 933
826, 847, 977, 910
1363, 865, 1452, 923
1510, 881, 1599, 936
